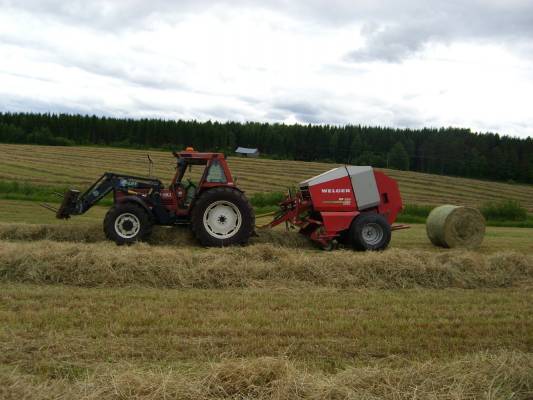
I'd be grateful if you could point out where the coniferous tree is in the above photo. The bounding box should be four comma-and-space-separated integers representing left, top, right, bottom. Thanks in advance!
388, 141, 410, 170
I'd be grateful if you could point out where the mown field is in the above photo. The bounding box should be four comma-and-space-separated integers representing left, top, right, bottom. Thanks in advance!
1, 143, 532, 210
1, 143, 532, 399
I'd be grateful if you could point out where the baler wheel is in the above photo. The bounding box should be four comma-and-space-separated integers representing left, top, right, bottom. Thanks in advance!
104, 203, 153, 245
350, 213, 391, 251
191, 187, 255, 247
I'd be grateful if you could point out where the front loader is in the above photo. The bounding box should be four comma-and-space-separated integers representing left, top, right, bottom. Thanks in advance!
47, 149, 255, 246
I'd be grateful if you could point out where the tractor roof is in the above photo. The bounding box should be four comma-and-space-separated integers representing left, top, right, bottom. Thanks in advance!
172, 150, 225, 160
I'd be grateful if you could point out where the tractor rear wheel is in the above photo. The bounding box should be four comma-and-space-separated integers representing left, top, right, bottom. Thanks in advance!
191, 187, 255, 247
104, 203, 153, 245
350, 213, 391, 251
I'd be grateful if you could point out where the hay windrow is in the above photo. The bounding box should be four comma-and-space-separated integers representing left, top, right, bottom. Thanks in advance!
0, 222, 313, 248
1, 351, 532, 400
426, 205, 486, 248
0, 239, 531, 289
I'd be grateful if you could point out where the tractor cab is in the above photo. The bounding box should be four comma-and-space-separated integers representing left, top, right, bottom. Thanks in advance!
167, 148, 236, 211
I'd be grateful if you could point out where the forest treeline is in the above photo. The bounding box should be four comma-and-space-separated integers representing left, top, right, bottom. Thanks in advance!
0, 112, 531, 183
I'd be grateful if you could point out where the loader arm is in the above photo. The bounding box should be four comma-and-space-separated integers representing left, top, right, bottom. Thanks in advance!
55, 173, 162, 219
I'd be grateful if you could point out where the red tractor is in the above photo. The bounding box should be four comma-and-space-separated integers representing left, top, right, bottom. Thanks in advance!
53, 149, 255, 246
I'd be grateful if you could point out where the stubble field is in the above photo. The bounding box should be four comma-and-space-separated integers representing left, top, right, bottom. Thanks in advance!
0, 143, 532, 399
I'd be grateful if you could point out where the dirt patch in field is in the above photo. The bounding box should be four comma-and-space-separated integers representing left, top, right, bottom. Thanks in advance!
1, 351, 531, 400
0, 239, 531, 289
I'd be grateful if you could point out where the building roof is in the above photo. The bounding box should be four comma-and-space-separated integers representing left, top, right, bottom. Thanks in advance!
235, 147, 259, 154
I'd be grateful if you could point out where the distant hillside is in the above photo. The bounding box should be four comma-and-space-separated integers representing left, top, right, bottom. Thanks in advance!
1, 144, 532, 211
0, 112, 532, 183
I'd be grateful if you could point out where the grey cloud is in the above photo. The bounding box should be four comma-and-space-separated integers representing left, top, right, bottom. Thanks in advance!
0, 31, 190, 92
5, 0, 533, 32
272, 99, 337, 124
346, 1, 533, 62
70, 58, 190, 91
4, 0, 533, 63
271, 97, 374, 126
271, 91, 434, 128
1, 0, 180, 30
274, 100, 320, 118
391, 111, 429, 129
0, 92, 185, 120
0, 93, 113, 116
349, 23, 443, 62
1, 0, 246, 30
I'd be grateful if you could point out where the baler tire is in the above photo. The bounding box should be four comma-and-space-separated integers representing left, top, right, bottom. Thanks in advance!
191, 187, 255, 247
104, 203, 153, 245
350, 213, 391, 251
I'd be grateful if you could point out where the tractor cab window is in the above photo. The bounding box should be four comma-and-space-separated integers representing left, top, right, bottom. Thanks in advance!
206, 160, 227, 183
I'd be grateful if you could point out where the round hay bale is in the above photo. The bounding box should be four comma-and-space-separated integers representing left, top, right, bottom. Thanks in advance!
426, 205, 485, 248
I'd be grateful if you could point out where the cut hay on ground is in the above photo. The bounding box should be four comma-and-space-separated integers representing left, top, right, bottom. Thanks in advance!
0, 222, 313, 248
1, 351, 531, 400
0, 239, 531, 289
426, 205, 486, 248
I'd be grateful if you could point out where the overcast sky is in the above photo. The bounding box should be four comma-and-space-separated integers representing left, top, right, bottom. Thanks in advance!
1, 0, 532, 138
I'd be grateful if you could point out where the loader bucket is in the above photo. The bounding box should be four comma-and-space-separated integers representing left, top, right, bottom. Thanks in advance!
56, 189, 80, 219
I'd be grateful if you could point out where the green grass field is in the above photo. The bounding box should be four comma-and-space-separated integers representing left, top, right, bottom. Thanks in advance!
1, 143, 532, 211
1, 143, 532, 399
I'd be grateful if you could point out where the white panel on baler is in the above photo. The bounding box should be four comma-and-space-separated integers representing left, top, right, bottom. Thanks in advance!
299, 167, 347, 187
346, 166, 380, 210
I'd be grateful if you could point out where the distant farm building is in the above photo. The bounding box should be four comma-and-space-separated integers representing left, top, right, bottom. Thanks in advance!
235, 147, 259, 157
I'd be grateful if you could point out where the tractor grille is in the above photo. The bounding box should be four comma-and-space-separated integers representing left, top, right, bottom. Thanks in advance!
299, 186, 311, 201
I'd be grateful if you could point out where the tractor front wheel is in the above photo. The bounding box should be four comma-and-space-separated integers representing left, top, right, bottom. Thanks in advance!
104, 203, 153, 245
350, 213, 391, 251
191, 187, 255, 247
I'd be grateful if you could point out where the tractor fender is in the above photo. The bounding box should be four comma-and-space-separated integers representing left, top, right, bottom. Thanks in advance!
116, 195, 152, 215
201, 184, 245, 194
191, 185, 245, 208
